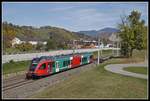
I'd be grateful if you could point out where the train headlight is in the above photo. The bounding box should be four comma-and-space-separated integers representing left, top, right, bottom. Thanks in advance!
70, 57, 73, 60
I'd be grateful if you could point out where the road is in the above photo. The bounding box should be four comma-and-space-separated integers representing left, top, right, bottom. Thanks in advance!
2, 48, 120, 64
104, 61, 148, 79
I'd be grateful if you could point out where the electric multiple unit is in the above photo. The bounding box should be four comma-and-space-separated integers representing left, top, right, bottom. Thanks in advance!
26, 52, 94, 79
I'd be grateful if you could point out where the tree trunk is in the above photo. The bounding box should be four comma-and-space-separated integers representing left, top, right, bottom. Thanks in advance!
129, 48, 133, 57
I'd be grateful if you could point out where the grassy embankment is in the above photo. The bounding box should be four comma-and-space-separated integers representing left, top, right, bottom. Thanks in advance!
124, 67, 148, 75
3, 60, 30, 75
93, 49, 113, 58
30, 49, 147, 98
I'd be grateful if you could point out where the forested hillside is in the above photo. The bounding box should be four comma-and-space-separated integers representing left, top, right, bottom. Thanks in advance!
2, 22, 93, 54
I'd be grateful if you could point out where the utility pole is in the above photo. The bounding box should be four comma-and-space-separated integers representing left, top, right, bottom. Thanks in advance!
112, 42, 114, 56
73, 40, 75, 54
101, 42, 103, 57
117, 42, 119, 56
98, 38, 100, 65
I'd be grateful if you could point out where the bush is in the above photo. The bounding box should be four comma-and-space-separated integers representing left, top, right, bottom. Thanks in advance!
46, 39, 57, 50
36, 43, 45, 50
15, 42, 33, 52
9, 59, 14, 63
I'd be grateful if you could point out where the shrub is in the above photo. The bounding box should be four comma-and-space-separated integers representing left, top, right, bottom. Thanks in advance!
9, 59, 14, 63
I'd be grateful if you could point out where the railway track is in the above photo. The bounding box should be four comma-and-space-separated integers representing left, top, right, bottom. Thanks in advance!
3, 79, 34, 91
3, 74, 25, 83
3, 64, 96, 98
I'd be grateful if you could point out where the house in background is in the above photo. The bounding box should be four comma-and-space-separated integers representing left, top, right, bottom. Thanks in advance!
109, 32, 121, 48
11, 37, 47, 47
11, 37, 25, 46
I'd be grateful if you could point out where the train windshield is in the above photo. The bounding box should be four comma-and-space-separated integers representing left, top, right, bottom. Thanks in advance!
29, 63, 37, 71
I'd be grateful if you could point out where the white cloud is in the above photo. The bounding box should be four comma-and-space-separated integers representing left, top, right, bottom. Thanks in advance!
61, 8, 120, 31
48, 6, 76, 12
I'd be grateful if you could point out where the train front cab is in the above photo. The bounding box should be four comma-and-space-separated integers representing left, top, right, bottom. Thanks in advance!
26, 60, 55, 79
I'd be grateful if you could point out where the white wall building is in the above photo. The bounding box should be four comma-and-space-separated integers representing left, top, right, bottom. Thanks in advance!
105, 44, 113, 48
12, 37, 26, 47
95, 42, 104, 48
29, 41, 38, 45
42, 41, 47, 45
11, 37, 47, 46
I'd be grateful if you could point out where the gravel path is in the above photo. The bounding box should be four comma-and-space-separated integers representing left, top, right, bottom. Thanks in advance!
104, 61, 148, 79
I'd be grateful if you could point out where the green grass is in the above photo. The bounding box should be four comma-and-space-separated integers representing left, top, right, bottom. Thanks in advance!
30, 50, 148, 98
30, 58, 147, 98
2, 49, 147, 98
3, 60, 30, 75
93, 49, 113, 58
124, 67, 148, 75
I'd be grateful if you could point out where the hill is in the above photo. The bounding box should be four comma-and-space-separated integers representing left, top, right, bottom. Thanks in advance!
2, 22, 93, 48
77, 27, 120, 38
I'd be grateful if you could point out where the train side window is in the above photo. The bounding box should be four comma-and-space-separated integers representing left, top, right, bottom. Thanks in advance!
65, 61, 67, 66
66, 61, 67, 66
71, 60, 73, 64
82, 57, 87, 62
90, 55, 93, 59
64, 61, 69, 66
82, 57, 85, 62
66, 60, 69, 66
68, 60, 70, 65
63, 61, 66, 67
48, 62, 51, 68
39, 63, 46, 70
52, 62, 55, 67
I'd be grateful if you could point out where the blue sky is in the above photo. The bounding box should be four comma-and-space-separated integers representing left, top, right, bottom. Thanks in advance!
2, 2, 148, 31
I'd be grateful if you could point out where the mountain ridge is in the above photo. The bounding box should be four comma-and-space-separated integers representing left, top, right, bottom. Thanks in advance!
2, 21, 94, 43
77, 27, 120, 38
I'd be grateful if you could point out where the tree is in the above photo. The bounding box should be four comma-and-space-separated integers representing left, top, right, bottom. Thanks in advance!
3, 22, 16, 49
36, 42, 44, 50
143, 26, 148, 49
46, 39, 57, 50
15, 42, 33, 52
118, 10, 147, 57
57, 43, 68, 49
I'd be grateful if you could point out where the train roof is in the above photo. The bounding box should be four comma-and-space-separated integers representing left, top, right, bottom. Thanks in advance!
32, 52, 93, 63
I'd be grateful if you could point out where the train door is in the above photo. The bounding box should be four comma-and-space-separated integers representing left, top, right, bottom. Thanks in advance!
52, 62, 55, 73
80, 55, 83, 65
63, 59, 70, 70
82, 56, 88, 64
47, 62, 53, 74
87, 56, 90, 63
55, 61, 60, 72
90, 55, 94, 63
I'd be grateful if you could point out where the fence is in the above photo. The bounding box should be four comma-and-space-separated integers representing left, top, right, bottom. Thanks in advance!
2, 48, 120, 64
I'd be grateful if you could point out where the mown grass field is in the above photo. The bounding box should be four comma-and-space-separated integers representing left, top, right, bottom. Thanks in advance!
30, 49, 148, 98
124, 67, 148, 75
93, 49, 113, 58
